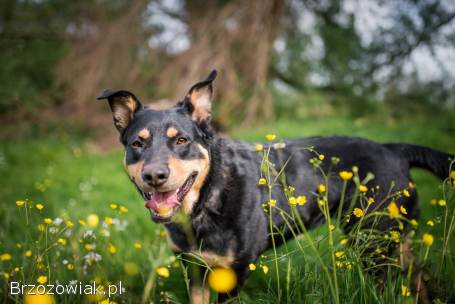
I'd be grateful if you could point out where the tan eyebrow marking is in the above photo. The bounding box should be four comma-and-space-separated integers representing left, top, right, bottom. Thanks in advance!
166, 127, 178, 138
138, 128, 150, 140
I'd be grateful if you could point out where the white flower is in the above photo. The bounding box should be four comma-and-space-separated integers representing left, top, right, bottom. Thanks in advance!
62, 259, 68, 265
83, 230, 96, 239
53, 217, 63, 226
69, 280, 78, 285
84, 252, 102, 266
49, 227, 58, 234
101, 229, 110, 237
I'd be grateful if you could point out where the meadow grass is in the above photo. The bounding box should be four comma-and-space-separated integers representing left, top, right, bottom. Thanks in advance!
0, 115, 454, 303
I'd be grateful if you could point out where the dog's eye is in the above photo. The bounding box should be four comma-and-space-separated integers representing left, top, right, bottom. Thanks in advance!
176, 137, 187, 145
131, 140, 143, 148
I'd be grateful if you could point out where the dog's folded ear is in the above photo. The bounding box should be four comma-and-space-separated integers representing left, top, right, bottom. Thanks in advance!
185, 70, 217, 123
97, 90, 143, 132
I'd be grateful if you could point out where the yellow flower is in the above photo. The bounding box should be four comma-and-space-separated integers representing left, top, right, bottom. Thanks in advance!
86, 214, 99, 228
78, 219, 86, 226
35, 204, 44, 211
25, 250, 32, 257
410, 219, 418, 228
390, 231, 400, 243
208, 267, 237, 293
66, 220, 74, 227
265, 134, 276, 142
400, 205, 407, 215
67, 263, 74, 270
268, 199, 276, 208
422, 234, 434, 247
57, 238, 67, 246
248, 263, 256, 271
85, 244, 94, 251
339, 171, 353, 181
3, 273, 9, 279
156, 267, 170, 278
85, 291, 105, 303
16, 200, 25, 207
336, 261, 344, 268
124, 262, 140, 276
14, 267, 20, 272
359, 185, 368, 193
438, 199, 446, 207
133, 242, 142, 249
119, 206, 128, 214
37, 276, 47, 284
37, 224, 45, 232
258, 178, 267, 185
408, 181, 415, 188
430, 199, 437, 206
340, 239, 348, 245
255, 144, 264, 152
367, 197, 375, 205
104, 216, 113, 225
16, 243, 22, 249
289, 197, 297, 205
426, 220, 434, 227
398, 222, 404, 231
297, 195, 307, 205
335, 251, 344, 258
353, 208, 363, 218
345, 261, 352, 270
329, 224, 335, 231
318, 184, 326, 193
318, 154, 325, 161
401, 284, 411, 297
402, 189, 410, 197
262, 265, 269, 274
387, 202, 400, 219
44, 218, 52, 225
450, 170, 455, 179
0, 253, 12, 261
108, 243, 117, 254
24, 293, 55, 304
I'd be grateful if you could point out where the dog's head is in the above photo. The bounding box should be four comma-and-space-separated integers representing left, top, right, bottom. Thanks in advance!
98, 71, 217, 223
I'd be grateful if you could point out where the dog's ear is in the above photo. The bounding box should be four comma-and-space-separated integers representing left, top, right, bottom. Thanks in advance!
97, 90, 143, 132
184, 70, 217, 123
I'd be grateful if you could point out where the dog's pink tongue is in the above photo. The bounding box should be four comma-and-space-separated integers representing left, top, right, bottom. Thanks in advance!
145, 190, 179, 210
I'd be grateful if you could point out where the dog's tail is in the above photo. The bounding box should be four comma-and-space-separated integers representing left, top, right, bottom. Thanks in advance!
384, 143, 453, 180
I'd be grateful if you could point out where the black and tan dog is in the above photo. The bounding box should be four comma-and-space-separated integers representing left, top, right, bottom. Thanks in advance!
98, 70, 452, 303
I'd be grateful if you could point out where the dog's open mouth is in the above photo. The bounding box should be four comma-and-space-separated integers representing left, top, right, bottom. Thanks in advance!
143, 172, 198, 223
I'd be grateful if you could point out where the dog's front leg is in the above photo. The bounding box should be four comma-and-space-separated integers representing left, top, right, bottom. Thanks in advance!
190, 284, 210, 304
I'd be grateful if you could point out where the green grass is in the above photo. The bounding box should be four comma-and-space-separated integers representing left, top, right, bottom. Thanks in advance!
0, 115, 454, 303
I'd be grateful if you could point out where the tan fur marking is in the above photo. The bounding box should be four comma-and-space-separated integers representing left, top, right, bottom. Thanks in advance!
166, 127, 178, 138
190, 286, 210, 304
188, 89, 211, 121
125, 160, 145, 188
111, 96, 138, 130
124, 97, 137, 113
167, 144, 210, 214
399, 236, 431, 304
138, 128, 150, 140
190, 250, 235, 268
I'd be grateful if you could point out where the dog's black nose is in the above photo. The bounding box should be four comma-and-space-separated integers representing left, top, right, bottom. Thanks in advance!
142, 166, 169, 186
